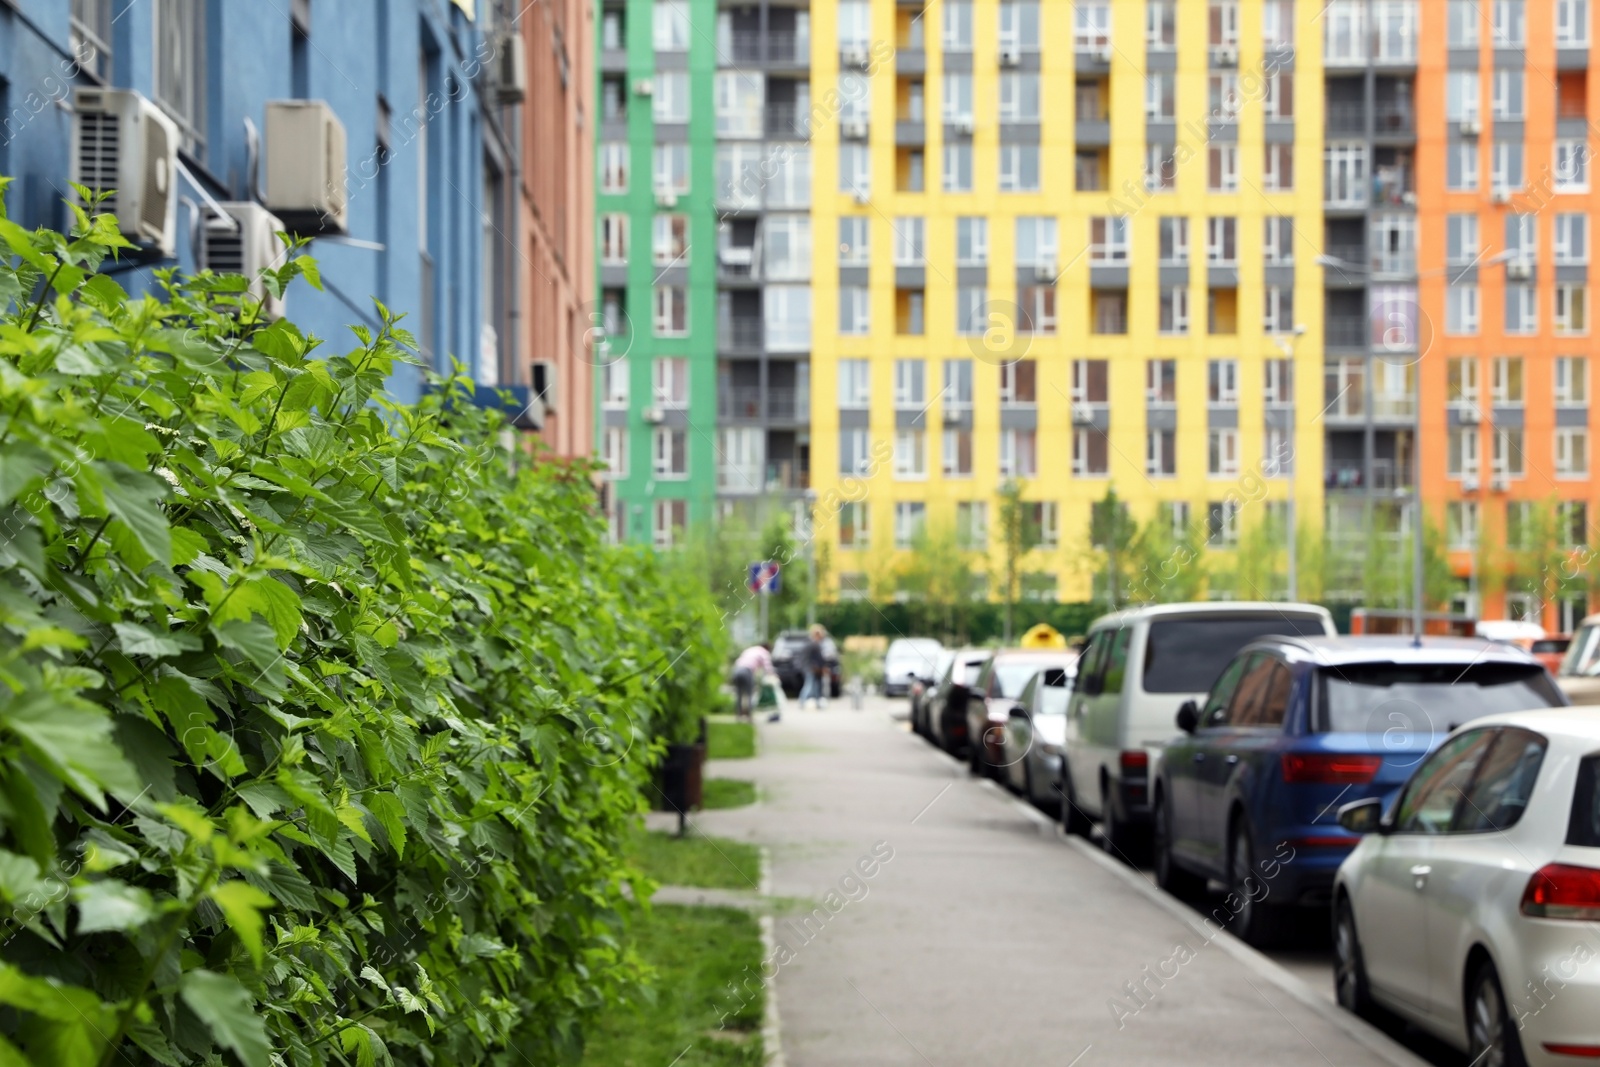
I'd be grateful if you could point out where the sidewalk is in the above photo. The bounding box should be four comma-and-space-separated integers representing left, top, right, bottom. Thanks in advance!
685, 699, 1433, 1067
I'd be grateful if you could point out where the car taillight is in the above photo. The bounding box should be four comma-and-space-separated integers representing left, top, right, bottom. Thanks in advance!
1522, 863, 1600, 920
1543, 1044, 1600, 1058
1280, 753, 1382, 784
1120, 750, 1149, 774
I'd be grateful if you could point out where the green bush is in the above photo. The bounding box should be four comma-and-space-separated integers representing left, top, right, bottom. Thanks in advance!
0, 189, 726, 1065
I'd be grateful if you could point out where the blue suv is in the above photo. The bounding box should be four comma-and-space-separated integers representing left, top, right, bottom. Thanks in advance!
1152, 636, 1566, 946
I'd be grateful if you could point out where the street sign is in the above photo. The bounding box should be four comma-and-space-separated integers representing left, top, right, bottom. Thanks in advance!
748, 560, 781, 594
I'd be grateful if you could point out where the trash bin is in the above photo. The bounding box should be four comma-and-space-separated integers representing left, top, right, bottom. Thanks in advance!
654, 719, 707, 834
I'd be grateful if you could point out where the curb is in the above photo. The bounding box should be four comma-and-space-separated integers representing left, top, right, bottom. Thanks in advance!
758, 846, 786, 1067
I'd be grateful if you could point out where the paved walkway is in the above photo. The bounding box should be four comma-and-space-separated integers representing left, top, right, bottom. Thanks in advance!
684, 699, 1434, 1067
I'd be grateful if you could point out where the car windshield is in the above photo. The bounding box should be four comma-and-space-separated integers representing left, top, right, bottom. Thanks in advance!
995, 661, 1052, 697
1143, 615, 1330, 694
1317, 663, 1564, 734
960, 658, 988, 685
1562, 624, 1600, 677
1569, 756, 1600, 847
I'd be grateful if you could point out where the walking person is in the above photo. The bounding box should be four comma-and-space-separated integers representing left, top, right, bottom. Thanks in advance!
730, 642, 772, 722
797, 624, 830, 710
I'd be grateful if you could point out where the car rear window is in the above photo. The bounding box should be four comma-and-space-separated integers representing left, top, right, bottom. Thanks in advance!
1317, 663, 1565, 734
1532, 639, 1570, 655
1142, 615, 1330, 694
961, 659, 987, 685
1569, 756, 1600, 847
995, 661, 1049, 697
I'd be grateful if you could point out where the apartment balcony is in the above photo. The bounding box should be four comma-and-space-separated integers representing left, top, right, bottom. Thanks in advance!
766, 387, 805, 423
766, 103, 810, 139
1326, 102, 1366, 135
1371, 394, 1417, 421
766, 30, 809, 67
718, 385, 764, 420
720, 318, 763, 351
765, 459, 809, 492
1326, 316, 1366, 348
1373, 102, 1415, 138
717, 244, 759, 284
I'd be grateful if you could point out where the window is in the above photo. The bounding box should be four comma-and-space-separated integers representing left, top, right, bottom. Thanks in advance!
653, 500, 687, 548
839, 287, 870, 334
1556, 141, 1591, 192
1493, 0, 1526, 45
767, 147, 812, 208
1447, 427, 1480, 477
602, 358, 630, 409
1003, 359, 1039, 404
1207, 430, 1239, 478
1492, 357, 1524, 404
944, 359, 973, 410
653, 214, 689, 267
955, 287, 985, 334
1394, 730, 1497, 834
653, 71, 691, 123
1505, 285, 1537, 335
838, 0, 870, 50
957, 217, 988, 266
1146, 145, 1178, 192
1493, 427, 1526, 477
1558, 0, 1591, 45
1208, 73, 1241, 122
1448, 358, 1481, 405
839, 502, 871, 548
717, 143, 763, 209
1325, 143, 1369, 206
893, 359, 926, 407
1446, 214, 1479, 265
765, 286, 812, 351
1563, 502, 1590, 548
1507, 501, 1536, 548
1263, 429, 1294, 476
1208, 500, 1241, 545
1491, 140, 1524, 195
943, 1, 973, 51
999, 144, 1040, 192
943, 72, 974, 123
1146, 431, 1176, 477
1447, 501, 1479, 549
1159, 218, 1189, 264
1087, 217, 1127, 263
653, 287, 688, 336
999, 73, 1041, 122
1146, 359, 1177, 405
839, 217, 870, 265
999, 0, 1041, 51
1491, 70, 1524, 120
1446, 284, 1480, 335
839, 71, 870, 123
1207, 145, 1239, 192
943, 142, 973, 192
600, 214, 629, 264
1072, 429, 1107, 477
1263, 217, 1293, 264
1264, 71, 1294, 119
713, 71, 763, 136
1447, 142, 1479, 191
1558, 427, 1590, 477
1205, 217, 1237, 264
1015, 217, 1059, 268
892, 218, 926, 266
838, 360, 871, 408
840, 142, 871, 197
653, 0, 690, 49
1207, 359, 1239, 405
1264, 286, 1295, 333
154, 0, 206, 155
652, 428, 688, 478
956, 502, 988, 547
839, 428, 870, 475
1002, 429, 1045, 480
1448, 0, 1479, 46
1145, 73, 1177, 122
652, 357, 689, 408
1072, 0, 1112, 49
601, 143, 630, 193
894, 502, 927, 548
1446, 72, 1480, 124
71, 0, 114, 82
1019, 286, 1056, 334
1557, 284, 1589, 335
943, 428, 974, 477
1557, 357, 1589, 405
1069, 359, 1105, 404
602, 427, 629, 479
1159, 287, 1189, 334
894, 430, 928, 479
1557, 214, 1589, 265
1263, 0, 1294, 46
654, 143, 691, 195
1147, 0, 1176, 50
763, 216, 810, 281
1263, 144, 1294, 191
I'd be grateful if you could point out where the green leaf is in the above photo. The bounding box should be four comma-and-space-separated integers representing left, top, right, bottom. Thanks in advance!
97, 465, 171, 565
208, 880, 275, 966
368, 792, 407, 859
0, 691, 140, 809
178, 969, 269, 1067
151, 675, 214, 766
0, 443, 51, 506
72, 878, 154, 934
211, 618, 283, 672
113, 622, 200, 659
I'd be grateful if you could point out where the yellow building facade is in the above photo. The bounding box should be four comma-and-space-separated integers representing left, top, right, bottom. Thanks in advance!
811, 0, 1327, 602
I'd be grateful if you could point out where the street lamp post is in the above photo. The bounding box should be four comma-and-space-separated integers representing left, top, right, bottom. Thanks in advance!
1271, 325, 1308, 601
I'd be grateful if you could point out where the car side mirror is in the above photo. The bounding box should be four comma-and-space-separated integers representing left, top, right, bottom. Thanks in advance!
1176, 700, 1199, 734
1008, 703, 1028, 719
1337, 797, 1387, 835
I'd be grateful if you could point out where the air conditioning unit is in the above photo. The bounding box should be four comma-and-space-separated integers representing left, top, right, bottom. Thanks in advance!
843, 120, 869, 139
655, 193, 677, 208
1507, 260, 1532, 279
843, 47, 871, 68
1458, 404, 1481, 423
943, 406, 964, 425
73, 88, 179, 257
494, 33, 527, 105
1491, 189, 1511, 205
1033, 262, 1057, 282
1215, 46, 1239, 64
1093, 45, 1113, 62
633, 78, 654, 96
1458, 118, 1481, 136
642, 406, 666, 424
954, 117, 975, 136
201, 202, 287, 320
719, 245, 753, 266
853, 191, 871, 205
1070, 402, 1095, 424
1491, 474, 1511, 492
264, 100, 348, 234
1462, 476, 1480, 492
1401, 192, 1418, 206
1000, 46, 1022, 66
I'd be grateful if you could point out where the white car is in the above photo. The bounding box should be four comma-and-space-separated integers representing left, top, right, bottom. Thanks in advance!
1333, 709, 1600, 1066
883, 637, 943, 698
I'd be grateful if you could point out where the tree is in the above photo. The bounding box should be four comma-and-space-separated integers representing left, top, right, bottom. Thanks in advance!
996, 479, 1033, 643
897, 523, 979, 641
1505, 497, 1586, 623
1124, 507, 1207, 604
1089, 486, 1138, 608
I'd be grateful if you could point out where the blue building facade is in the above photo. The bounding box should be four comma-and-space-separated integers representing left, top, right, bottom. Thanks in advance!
0, 0, 502, 404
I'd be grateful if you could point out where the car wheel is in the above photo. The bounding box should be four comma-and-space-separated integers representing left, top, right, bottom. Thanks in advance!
968, 734, 984, 776
1227, 821, 1284, 948
1333, 898, 1373, 1018
1100, 780, 1137, 862
1468, 960, 1528, 1067
1153, 793, 1206, 899
1061, 770, 1092, 837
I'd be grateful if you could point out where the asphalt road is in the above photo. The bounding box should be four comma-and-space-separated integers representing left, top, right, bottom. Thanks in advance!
690, 696, 1442, 1067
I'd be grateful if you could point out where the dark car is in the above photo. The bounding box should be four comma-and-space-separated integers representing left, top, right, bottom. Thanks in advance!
925, 648, 992, 755
770, 630, 842, 699
1152, 636, 1567, 947
911, 649, 956, 737
967, 650, 1080, 778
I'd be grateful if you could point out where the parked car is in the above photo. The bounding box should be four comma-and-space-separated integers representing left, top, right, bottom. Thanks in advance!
1531, 635, 1571, 675
968, 650, 1080, 778
911, 649, 956, 737
884, 638, 944, 698
1154, 636, 1567, 946
1333, 709, 1600, 1066
1061, 603, 1337, 853
771, 629, 842, 699
1557, 615, 1600, 705
999, 664, 1077, 812
925, 648, 993, 755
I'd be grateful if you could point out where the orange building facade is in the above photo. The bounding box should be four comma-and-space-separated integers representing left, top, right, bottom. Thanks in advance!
1410, 0, 1597, 631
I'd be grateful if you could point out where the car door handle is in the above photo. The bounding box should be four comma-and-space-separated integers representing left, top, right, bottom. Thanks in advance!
1225, 754, 1240, 765
1410, 864, 1431, 889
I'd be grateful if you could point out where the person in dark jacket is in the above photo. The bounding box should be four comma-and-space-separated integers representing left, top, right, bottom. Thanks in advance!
797, 624, 829, 710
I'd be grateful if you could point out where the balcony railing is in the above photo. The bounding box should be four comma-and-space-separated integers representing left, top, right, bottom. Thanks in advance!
1323, 243, 1366, 269
727, 30, 763, 63
767, 387, 805, 421
718, 385, 764, 419
1374, 102, 1414, 135
767, 30, 808, 64
766, 103, 810, 139
720, 318, 763, 349
766, 460, 809, 491
1326, 316, 1366, 347
1372, 394, 1417, 419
